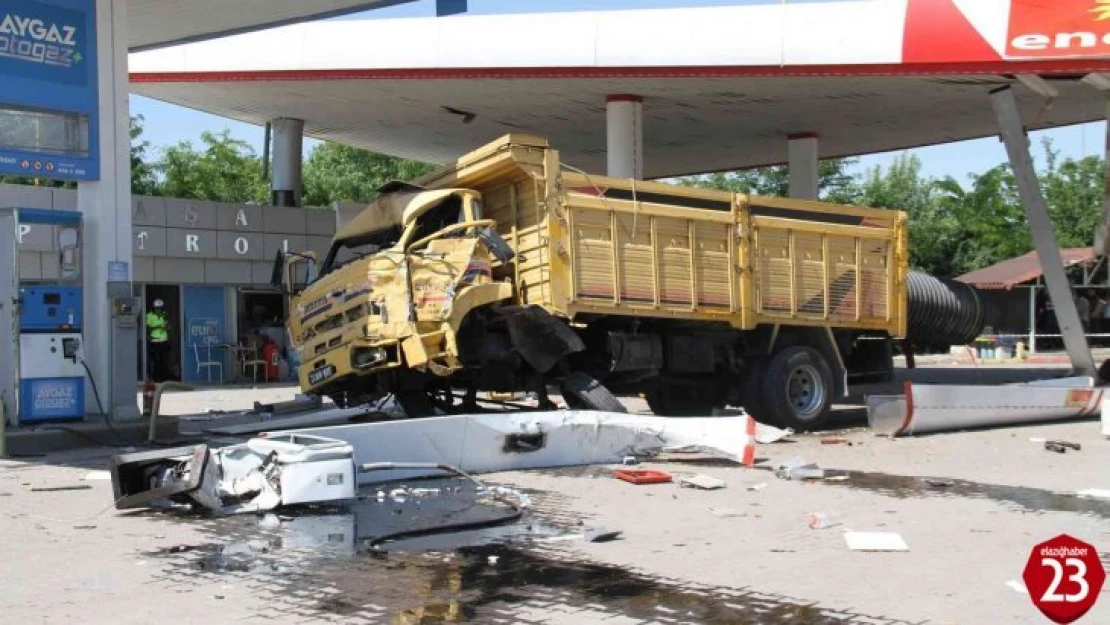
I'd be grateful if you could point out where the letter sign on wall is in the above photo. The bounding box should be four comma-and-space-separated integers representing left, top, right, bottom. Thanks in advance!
186, 234, 199, 253
234, 237, 249, 255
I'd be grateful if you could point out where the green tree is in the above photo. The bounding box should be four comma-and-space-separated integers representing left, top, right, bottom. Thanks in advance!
676, 158, 860, 202
159, 129, 268, 203
1040, 139, 1104, 250
129, 115, 160, 196
302, 142, 435, 206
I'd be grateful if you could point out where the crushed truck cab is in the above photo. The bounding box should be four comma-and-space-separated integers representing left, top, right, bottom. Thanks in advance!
278, 134, 911, 430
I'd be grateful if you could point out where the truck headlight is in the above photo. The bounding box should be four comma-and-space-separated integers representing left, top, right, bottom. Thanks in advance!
352, 347, 388, 369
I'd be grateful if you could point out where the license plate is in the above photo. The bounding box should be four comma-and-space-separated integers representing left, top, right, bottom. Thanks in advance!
308, 365, 336, 385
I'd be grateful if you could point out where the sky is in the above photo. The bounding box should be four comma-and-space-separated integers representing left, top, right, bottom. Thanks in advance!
129, 0, 1110, 184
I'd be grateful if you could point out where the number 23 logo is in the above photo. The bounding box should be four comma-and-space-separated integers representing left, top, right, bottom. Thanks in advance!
1041, 558, 1089, 603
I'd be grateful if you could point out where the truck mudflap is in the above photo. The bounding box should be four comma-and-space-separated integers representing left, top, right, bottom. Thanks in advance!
499, 305, 585, 374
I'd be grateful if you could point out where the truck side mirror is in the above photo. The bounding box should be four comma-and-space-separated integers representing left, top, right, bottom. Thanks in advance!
479, 226, 515, 264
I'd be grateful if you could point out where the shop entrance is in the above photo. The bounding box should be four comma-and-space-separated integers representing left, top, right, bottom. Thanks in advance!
144, 284, 181, 382
237, 289, 288, 382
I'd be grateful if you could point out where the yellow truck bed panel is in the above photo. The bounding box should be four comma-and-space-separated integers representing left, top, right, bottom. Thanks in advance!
416, 134, 908, 337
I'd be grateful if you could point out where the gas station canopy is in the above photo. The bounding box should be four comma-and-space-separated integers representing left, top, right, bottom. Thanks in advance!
130, 0, 1110, 176
128, 0, 419, 51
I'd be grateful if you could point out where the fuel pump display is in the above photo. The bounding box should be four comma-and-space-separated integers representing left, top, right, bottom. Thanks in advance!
18, 286, 86, 422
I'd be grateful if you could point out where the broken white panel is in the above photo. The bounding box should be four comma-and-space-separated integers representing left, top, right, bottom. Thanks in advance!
1076, 489, 1110, 500
754, 422, 793, 444
280, 411, 757, 485
867, 382, 1104, 437
844, 532, 909, 552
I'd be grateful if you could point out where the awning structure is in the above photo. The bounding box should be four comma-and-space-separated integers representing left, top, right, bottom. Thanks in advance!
955, 248, 1098, 290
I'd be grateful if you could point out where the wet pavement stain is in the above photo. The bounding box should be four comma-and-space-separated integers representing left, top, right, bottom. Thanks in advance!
823, 470, 1110, 519
137, 478, 916, 625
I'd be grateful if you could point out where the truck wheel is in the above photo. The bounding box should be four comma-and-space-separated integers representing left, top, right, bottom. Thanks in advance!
560, 372, 627, 413
646, 382, 716, 417
761, 346, 833, 431
739, 359, 767, 422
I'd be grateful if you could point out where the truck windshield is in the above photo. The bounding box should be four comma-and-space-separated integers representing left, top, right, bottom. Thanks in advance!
317, 225, 403, 279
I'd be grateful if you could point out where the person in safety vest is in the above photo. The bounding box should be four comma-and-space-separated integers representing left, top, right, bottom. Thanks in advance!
146, 299, 171, 382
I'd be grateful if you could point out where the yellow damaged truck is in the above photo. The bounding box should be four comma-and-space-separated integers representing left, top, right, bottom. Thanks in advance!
274, 134, 983, 430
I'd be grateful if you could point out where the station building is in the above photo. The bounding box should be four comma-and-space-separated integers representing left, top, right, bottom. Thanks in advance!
4, 182, 344, 384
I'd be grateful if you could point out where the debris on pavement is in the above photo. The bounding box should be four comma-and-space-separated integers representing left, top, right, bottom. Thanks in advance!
924, 479, 953, 488
677, 474, 726, 490
774, 457, 825, 481
1005, 580, 1029, 594
31, 485, 92, 492
621, 456, 639, 466
844, 532, 909, 552
747, 482, 768, 491
584, 527, 622, 542
1043, 440, 1081, 454
824, 475, 850, 483
806, 512, 842, 529
820, 437, 851, 446
615, 469, 673, 485
754, 422, 793, 444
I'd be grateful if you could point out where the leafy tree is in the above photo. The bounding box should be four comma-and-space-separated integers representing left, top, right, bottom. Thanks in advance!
158, 129, 268, 203
302, 142, 435, 206
129, 115, 160, 196
676, 158, 860, 202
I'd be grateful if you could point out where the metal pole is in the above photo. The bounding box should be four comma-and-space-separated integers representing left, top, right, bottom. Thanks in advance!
1028, 285, 1037, 354
990, 87, 1095, 376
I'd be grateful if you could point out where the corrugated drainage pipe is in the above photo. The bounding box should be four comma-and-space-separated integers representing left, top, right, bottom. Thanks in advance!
906, 271, 986, 346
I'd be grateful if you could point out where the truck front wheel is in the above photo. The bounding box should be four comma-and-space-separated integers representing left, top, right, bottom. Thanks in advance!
761, 346, 833, 431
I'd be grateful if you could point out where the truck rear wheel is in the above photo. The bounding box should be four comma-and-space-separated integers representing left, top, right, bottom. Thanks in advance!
761, 346, 832, 431
560, 372, 627, 413
646, 381, 716, 417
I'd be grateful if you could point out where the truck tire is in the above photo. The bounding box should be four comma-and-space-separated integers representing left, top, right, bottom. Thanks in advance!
646, 382, 716, 417
761, 346, 833, 431
560, 372, 627, 413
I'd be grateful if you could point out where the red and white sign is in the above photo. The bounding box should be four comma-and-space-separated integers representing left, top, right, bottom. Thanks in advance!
1022, 534, 1105, 624
1008, 0, 1110, 59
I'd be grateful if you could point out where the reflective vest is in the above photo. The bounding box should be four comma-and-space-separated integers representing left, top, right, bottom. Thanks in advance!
146, 310, 169, 343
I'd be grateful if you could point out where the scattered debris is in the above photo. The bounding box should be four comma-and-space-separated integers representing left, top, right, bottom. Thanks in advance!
1076, 489, 1110, 500
924, 479, 954, 488
774, 457, 825, 481
30, 485, 92, 492
81, 471, 111, 481
754, 422, 793, 444
258, 513, 281, 529
615, 470, 673, 485
621, 456, 639, 466
1005, 580, 1029, 594
584, 527, 622, 542
825, 475, 850, 483
746, 483, 768, 491
73, 524, 97, 530
708, 507, 745, 518
677, 474, 726, 490
844, 532, 909, 552
820, 437, 851, 446
1043, 440, 1081, 454
807, 512, 842, 530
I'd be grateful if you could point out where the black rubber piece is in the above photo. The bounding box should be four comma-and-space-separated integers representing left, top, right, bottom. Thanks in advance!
645, 381, 716, 417
761, 345, 833, 432
560, 372, 627, 413
906, 271, 987, 346
394, 391, 438, 418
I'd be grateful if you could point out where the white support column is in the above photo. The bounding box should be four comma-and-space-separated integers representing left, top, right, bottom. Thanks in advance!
991, 87, 1095, 376
78, 0, 135, 418
606, 95, 643, 179
271, 117, 304, 207
787, 133, 819, 200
